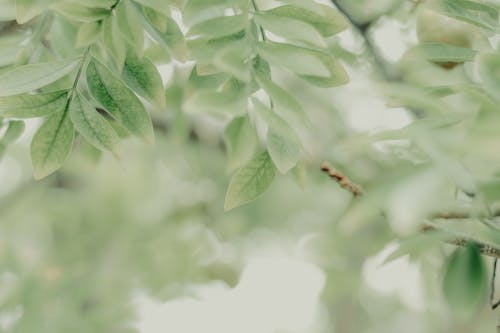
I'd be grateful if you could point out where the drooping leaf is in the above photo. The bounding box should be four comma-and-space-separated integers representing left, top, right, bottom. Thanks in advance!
264, 4, 348, 37
223, 115, 259, 172
253, 11, 326, 48
187, 14, 247, 39
0, 90, 68, 118
86, 59, 154, 142
116, 0, 145, 54
30, 106, 74, 179
102, 14, 126, 71
224, 151, 276, 211
442, 244, 486, 317
266, 129, 300, 174
404, 42, 476, 63
69, 92, 120, 156
1, 120, 24, 144
51, 2, 110, 23
477, 52, 500, 97
122, 51, 165, 109
76, 21, 101, 48
15, 0, 55, 23
0, 58, 80, 97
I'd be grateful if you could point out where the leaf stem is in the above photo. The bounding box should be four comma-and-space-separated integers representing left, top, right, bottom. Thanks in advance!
249, 0, 275, 110
68, 46, 92, 103
250, 0, 267, 42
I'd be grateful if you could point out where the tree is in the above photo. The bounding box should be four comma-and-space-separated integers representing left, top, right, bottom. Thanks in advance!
0, 0, 499, 332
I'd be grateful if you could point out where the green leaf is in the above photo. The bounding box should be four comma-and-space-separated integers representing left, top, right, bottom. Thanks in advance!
15, 0, 55, 23
256, 41, 328, 77
102, 15, 126, 71
253, 11, 326, 48
133, 0, 170, 16
137, 4, 186, 62
264, 4, 348, 37
116, 0, 145, 54
141, 5, 168, 32
1, 120, 24, 144
223, 115, 259, 172
435, 0, 498, 31
70, 93, 120, 156
224, 151, 276, 211
252, 98, 301, 174
51, 2, 110, 23
442, 244, 486, 317
477, 52, 500, 97
0, 90, 68, 118
267, 129, 300, 174
30, 106, 74, 179
404, 42, 476, 63
122, 51, 165, 109
0, 58, 80, 97
76, 21, 101, 48
86, 59, 154, 142
187, 14, 247, 39
183, 89, 246, 116
213, 44, 251, 82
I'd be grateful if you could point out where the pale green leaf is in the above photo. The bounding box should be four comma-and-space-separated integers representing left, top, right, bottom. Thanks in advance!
15, 0, 55, 23
51, 2, 110, 22
477, 52, 500, 97
0, 90, 68, 118
122, 51, 165, 109
76, 21, 101, 48
224, 115, 259, 172
133, 0, 170, 16
70, 93, 120, 156
86, 59, 154, 142
1, 120, 24, 144
253, 11, 326, 48
30, 106, 74, 179
256, 41, 329, 77
102, 15, 126, 71
116, 0, 145, 55
267, 129, 300, 174
224, 151, 276, 211
187, 14, 247, 39
0, 58, 80, 97
265, 4, 348, 37
404, 42, 476, 63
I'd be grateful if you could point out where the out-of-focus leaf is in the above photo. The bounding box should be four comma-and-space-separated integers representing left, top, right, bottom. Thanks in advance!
442, 244, 486, 317
15, 0, 55, 23
1, 120, 24, 143
404, 42, 476, 63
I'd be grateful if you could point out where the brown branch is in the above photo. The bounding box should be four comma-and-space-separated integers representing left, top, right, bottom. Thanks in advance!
320, 161, 362, 197
422, 224, 500, 259
321, 161, 500, 258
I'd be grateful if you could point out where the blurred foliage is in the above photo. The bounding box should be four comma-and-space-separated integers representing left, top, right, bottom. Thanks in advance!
0, 0, 500, 332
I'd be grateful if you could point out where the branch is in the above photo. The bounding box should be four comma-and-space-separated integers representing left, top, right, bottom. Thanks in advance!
320, 161, 362, 197
320, 161, 500, 258
330, 0, 401, 82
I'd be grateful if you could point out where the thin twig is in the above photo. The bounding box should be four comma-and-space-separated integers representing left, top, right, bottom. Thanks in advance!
320, 161, 362, 197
